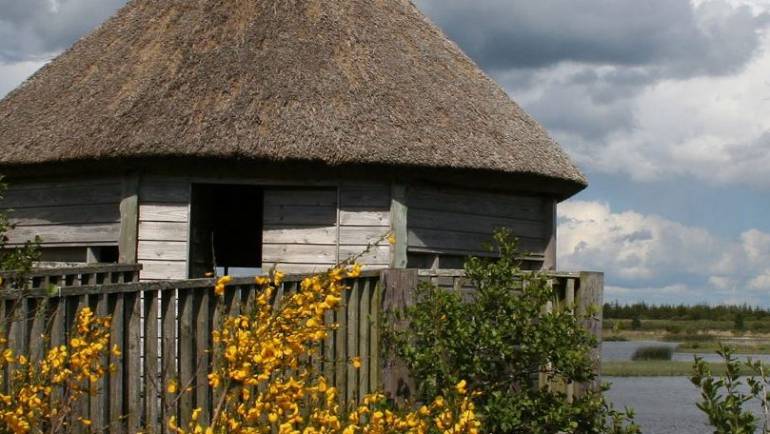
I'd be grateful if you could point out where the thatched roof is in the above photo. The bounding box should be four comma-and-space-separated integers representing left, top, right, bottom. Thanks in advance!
0, 0, 586, 194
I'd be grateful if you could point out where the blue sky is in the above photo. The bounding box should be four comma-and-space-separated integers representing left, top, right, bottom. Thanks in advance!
2, 0, 770, 306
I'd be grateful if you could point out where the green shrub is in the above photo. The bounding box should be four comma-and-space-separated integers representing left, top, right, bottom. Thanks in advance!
692, 345, 770, 434
631, 346, 673, 361
385, 229, 639, 434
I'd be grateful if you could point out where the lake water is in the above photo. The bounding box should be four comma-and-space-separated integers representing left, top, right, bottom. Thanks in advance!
603, 341, 769, 433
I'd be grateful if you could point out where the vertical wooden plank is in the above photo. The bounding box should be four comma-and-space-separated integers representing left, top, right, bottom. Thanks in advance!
322, 299, 335, 389
565, 278, 576, 308
0, 300, 7, 394
7, 299, 24, 369
564, 278, 576, 403
5, 299, 24, 394
161, 290, 178, 433
576, 272, 604, 396
126, 292, 142, 433
72, 295, 90, 434
28, 298, 47, 363
178, 290, 195, 427
91, 294, 109, 433
194, 289, 211, 424
357, 279, 371, 398
119, 174, 140, 264
211, 289, 227, 422
380, 269, 417, 402
346, 279, 359, 403
542, 199, 557, 271
49, 298, 66, 409
144, 291, 160, 432
109, 293, 126, 433
369, 280, 381, 394
389, 184, 408, 269
334, 283, 347, 405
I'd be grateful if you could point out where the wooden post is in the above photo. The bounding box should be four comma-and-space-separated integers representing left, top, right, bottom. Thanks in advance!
576, 272, 604, 396
119, 175, 140, 264
542, 199, 557, 271
389, 184, 408, 269
380, 269, 418, 402
109, 293, 126, 433
125, 293, 142, 433
161, 290, 178, 432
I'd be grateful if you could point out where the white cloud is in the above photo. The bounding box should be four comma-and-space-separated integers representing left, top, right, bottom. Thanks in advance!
0, 60, 47, 97
558, 200, 770, 304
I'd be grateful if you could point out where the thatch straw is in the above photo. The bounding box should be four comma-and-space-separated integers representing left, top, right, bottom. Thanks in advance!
0, 0, 586, 194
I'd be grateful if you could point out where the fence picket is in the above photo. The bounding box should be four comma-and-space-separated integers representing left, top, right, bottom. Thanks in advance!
0, 265, 601, 432
126, 292, 142, 433
109, 293, 126, 433
194, 290, 212, 424
160, 289, 177, 433
92, 294, 109, 433
178, 290, 195, 427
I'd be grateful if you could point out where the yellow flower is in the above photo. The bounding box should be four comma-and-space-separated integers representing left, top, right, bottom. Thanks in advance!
255, 276, 270, 286
166, 380, 178, 394
79, 418, 92, 427
456, 380, 467, 395
347, 264, 362, 278
386, 233, 397, 245
273, 271, 285, 286
208, 373, 222, 388
351, 357, 362, 369
215, 283, 225, 296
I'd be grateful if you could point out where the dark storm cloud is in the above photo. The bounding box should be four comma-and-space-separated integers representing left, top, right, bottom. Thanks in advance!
417, 0, 769, 78
0, 0, 126, 62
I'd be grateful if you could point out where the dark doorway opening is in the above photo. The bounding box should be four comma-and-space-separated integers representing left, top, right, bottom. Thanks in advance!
189, 184, 263, 278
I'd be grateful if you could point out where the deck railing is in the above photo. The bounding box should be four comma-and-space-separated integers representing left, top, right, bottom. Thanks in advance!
0, 265, 602, 433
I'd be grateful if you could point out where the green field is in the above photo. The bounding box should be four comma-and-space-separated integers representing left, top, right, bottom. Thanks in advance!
602, 361, 752, 377
676, 341, 770, 354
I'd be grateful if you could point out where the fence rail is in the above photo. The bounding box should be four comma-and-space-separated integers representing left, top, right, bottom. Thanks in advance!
0, 265, 602, 433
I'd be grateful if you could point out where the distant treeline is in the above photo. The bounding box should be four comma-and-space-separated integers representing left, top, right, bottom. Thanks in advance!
604, 302, 770, 322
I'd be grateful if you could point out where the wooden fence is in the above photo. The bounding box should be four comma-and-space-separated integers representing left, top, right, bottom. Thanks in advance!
0, 266, 602, 433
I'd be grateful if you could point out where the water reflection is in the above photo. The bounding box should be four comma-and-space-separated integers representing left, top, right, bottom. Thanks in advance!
603, 341, 769, 433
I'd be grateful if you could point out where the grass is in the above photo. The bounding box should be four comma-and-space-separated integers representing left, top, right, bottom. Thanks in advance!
603, 361, 752, 377
604, 335, 629, 342
661, 333, 716, 343
631, 346, 673, 361
676, 341, 770, 354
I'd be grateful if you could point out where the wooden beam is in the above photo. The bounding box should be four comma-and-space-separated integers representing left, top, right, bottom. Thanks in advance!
389, 184, 408, 269
119, 175, 140, 264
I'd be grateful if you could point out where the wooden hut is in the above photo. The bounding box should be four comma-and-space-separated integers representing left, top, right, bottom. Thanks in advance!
0, 0, 586, 280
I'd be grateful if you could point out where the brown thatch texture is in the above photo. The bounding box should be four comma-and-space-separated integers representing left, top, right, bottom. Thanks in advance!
0, 0, 586, 189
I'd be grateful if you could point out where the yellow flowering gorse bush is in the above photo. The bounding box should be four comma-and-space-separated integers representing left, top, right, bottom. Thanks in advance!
170, 266, 481, 434
0, 307, 116, 433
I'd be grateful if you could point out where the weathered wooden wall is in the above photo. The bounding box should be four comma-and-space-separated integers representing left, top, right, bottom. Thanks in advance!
2, 176, 558, 276
136, 177, 190, 280
406, 185, 554, 268
0, 178, 122, 249
263, 184, 391, 273
338, 183, 391, 268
